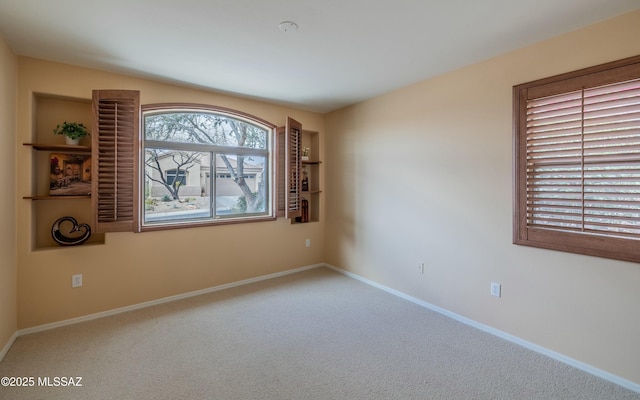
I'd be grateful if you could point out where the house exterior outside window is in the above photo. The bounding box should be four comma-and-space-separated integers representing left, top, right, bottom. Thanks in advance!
141, 105, 275, 228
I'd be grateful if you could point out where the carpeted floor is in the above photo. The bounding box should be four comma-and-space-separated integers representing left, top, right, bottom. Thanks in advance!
1, 267, 638, 400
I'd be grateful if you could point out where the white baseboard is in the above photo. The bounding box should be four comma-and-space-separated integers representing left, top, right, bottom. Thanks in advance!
324, 263, 640, 394
0, 331, 18, 363
17, 264, 322, 337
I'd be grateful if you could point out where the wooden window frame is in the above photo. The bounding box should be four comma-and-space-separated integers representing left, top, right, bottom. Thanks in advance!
513, 55, 640, 263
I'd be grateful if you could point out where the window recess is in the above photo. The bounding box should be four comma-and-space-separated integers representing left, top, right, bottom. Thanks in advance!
514, 55, 640, 262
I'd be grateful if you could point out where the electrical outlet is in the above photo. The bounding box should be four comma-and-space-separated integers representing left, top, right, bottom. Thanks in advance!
305, 239, 311, 248
490, 282, 501, 298
417, 263, 424, 274
72, 274, 83, 288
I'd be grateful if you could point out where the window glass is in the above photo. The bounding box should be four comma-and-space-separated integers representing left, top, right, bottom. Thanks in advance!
142, 107, 273, 228
145, 111, 267, 148
214, 154, 267, 217
144, 150, 211, 223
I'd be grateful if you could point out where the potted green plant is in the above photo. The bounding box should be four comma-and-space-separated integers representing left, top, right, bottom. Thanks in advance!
53, 121, 90, 145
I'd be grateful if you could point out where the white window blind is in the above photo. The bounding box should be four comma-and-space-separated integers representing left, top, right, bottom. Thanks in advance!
526, 78, 640, 238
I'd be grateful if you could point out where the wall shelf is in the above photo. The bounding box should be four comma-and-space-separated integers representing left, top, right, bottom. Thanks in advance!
23, 142, 92, 201
23, 143, 91, 153
296, 130, 322, 224
23, 195, 91, 200
25, 94, 103, 249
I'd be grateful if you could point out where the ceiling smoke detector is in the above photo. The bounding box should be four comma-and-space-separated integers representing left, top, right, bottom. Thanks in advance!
278, 21, 298, 33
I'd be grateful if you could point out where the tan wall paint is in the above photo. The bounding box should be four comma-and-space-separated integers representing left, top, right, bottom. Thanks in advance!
325, 10, 640, 384
7, 8, 640, 387
17, 57, 325, 329
0, 37, 17, 352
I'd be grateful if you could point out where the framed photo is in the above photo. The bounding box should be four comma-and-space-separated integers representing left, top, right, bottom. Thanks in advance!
49, 153, 91, 196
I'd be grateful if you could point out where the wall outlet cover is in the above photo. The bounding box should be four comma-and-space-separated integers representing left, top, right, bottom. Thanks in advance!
72, 274, 83, 288
490, 282, 501, 297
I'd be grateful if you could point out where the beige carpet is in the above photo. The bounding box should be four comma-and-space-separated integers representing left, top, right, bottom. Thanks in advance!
1, 267, 638, 400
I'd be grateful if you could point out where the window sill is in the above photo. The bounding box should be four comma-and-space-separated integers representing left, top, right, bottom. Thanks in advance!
140, 215, 277, 232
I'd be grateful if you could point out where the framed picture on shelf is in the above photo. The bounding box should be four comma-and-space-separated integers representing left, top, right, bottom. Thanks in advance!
49, 153, 91, 196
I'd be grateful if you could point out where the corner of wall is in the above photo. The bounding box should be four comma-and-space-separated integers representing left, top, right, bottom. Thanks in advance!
0, 34, 18, 360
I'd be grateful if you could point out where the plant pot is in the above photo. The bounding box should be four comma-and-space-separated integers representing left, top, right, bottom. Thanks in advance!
65, 136, 80, 145
301, 156, 309, 161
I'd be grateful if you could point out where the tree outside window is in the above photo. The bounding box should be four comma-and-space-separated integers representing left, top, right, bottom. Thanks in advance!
142, 107, 273, 226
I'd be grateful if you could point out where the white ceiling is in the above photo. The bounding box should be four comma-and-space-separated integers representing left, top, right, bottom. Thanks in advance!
0, 0, 638, 113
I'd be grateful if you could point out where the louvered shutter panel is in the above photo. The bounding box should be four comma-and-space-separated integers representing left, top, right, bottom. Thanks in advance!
514, 56, 640, 262
526, 79, 640, 238
92, 90, 140, 233
277, 126, 286, 216
277, 117, 302, 219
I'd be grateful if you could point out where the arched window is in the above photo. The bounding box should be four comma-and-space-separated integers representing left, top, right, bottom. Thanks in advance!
142, 104, 276, 227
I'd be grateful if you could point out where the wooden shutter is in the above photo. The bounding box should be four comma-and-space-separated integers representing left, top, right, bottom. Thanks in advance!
277, 117, 302, 219
514, 55, 640, 262
91, 90, 140, 233
525, 80, 640, 238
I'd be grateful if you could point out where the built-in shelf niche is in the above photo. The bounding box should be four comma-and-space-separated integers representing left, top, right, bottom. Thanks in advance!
26, 93, 104, 249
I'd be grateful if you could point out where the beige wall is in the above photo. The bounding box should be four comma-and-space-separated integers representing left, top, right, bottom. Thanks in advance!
5, 7, 640, 388
0, 37, 17, 353
16, 57, 325, 329
325, 10, 640, 385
